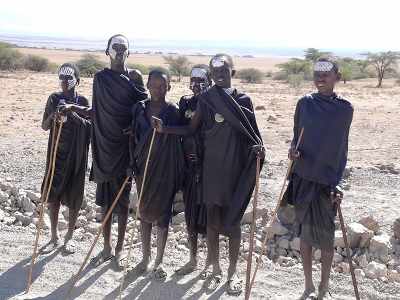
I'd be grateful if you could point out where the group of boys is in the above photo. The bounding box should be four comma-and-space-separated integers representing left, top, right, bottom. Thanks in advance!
40, 34, 352, 299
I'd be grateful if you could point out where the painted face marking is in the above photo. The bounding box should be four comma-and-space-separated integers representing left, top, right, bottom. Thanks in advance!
58, 66, 77, 90
108, 36, 129, 60
211, 56, 226, 68
314, 61, 334, 72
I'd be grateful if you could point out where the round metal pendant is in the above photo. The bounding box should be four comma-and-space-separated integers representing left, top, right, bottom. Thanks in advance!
214, 113, 224, 123
185, 109, 194, 119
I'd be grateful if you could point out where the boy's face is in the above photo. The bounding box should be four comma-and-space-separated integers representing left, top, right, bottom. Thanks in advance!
313, 70, 339, 94
190, 77, 209, 95
58, 66, 77, 93
210, 56, 233, 88
147, 75, 170, 101
108, 36, 129, 64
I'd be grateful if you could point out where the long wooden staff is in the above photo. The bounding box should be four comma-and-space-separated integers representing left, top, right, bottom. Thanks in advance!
247, 127, 304, 297
118, 128, 157, 299
26, 116, 63, 293
337, 203, 360, 300
65, 176, 130, 299
245, 155, 261, 300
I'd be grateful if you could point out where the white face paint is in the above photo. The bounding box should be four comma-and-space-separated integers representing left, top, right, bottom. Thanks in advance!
58, 66, 77, 90
108, 36, 129, 61
190, 68, 208, 80
314, 61, 334, 72
211, 56, 226, 68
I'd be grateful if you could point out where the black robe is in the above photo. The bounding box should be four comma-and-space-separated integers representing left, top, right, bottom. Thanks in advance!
131, 100, 185, 225
197, 86, 263, 230
90, 68, 148, 183
41, 92, 91, 210
291, 93, 353, 187
178, 95, 207, 234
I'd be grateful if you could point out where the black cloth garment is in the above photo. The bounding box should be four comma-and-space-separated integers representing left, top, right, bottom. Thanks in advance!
198, 86, 263, 235
41, 92, 91, 210
291, 93, 353, 186
90, 68, 148, 183
178, 95, 207, 234
131, 100, 184, 226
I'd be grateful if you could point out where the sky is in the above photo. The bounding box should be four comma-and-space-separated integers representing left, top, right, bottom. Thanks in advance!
1, 0, 399, 50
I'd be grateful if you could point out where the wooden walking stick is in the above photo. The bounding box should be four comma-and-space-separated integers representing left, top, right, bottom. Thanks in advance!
118, 127, 157, 299
245, 155, 261, 300
247, 127, 304, 297
65, 176, 130, 299
26, 116, 63, 293
337, 203, 360, 300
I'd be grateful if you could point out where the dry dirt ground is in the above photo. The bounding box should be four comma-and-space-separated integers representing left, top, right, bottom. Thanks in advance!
0, 71, 399, 299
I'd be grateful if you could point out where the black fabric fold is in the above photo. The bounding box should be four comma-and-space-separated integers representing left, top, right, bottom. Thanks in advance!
292, 93, 353, 186
91, 68, 148, 182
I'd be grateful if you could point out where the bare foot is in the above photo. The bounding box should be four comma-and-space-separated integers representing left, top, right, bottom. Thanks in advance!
90, 248, 113, 268
298, 286, 317, 300
62, 231, 75, 254
175, 260, 197, 276
39, 237, 59, 254
226, 272, 243, 296
136, 258, 150, 274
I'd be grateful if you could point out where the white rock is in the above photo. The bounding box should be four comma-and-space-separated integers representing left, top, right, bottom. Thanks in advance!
15, 211, 31, 226
172, 212, 185, 225
85, 223, 100, 235
314, 249, 321, 261
0, 190, 9, 203
347, 222, 374, 248
393, 218, 400, 240
76, 216, 87, 228
0, 181, 13, 192
334, 231, 345, 248
85, 209, 96, 221
254, 240, 263, 254
58, 219, 68, 231
4, 216, 16, 225
369, 233, 392, 262
277, 247, 287, 256
359, 215, 380, 234
354, 268, 365, 279
265, 219, 289, 237
357, 254, 368, 268
277, 256, 296, 267
338, 262, 350, 274
26, 191, 41, 202
388, 270, 400, 283
365, 261, 387, 279
21, 196, 35, 213
0, 209, 5, 221
333, 253, 343, 264
278, 238, 290, 249
290, 237, 301, 251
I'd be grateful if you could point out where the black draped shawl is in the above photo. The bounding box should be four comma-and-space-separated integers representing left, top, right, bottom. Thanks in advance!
41, 93, 91, 209
291, 93, 353, 186
198, 86, 263, 228
91, 68, 148, 182
131, 100, 185, 223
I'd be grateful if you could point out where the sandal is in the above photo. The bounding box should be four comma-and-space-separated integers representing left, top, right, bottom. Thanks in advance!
298, 287, 317, 300
90, 251, 113, 268
226, 274, 243, 296
207, 273, 222, 291
153, 266, 167, 281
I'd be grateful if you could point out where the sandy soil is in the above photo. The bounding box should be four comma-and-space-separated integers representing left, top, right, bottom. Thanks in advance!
14, 48, 288, 72
0, 71, 399, 299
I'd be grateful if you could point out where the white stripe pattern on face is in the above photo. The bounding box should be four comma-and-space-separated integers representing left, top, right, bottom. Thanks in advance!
211, 56, 225, 68
190, 68, 208, 80
314, 61, 334, 72
58, 66, 77, 90
109, 36, 129, 60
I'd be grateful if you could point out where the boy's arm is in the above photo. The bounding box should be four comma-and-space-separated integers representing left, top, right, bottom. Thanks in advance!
41, 95, 55, 131
153, 101, 202, 136
288, 99, 302, 160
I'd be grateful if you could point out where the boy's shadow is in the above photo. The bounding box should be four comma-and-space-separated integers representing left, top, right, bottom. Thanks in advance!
32, 262, 112, 300
0, 248, 61, 299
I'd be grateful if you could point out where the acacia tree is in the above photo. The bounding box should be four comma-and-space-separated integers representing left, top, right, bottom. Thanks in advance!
163, 55, 191, 82
304, 48, 332, 62
362, 51, 400, 88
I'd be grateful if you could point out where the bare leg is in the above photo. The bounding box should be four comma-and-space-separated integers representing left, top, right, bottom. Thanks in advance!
226, 227, 243, 295
206, 226, 222, 290
115, 208, 129, 255
48, 202, 60, 243
64, 207, 79, 244
300, 239, 315, 298
176, 230, 198, 275
319, 247, 333, 296
153, 225, 168, 269
102, 208, 113, 257
138, 221, 152, 273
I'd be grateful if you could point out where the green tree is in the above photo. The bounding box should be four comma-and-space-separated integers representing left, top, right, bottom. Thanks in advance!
236, 68, 264, 83
362, 51, 400, 87
277, 58, 312, 80
76, 54, 105, 77
163, 55, 191, 81
304, 48, 332, 62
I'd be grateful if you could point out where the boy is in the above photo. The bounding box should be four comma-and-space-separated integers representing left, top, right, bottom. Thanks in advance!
175, 64, 212, 275
153, 54, 264, 295
287, 57, 353, 299
130, 69, 184, 279
41, 63, 90, 253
